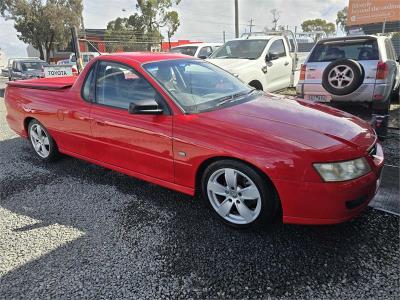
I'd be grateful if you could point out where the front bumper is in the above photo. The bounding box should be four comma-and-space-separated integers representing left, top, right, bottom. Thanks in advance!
276, 145, 384, 225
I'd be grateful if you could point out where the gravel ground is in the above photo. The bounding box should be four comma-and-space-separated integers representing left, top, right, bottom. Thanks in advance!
0, 97, 399, 299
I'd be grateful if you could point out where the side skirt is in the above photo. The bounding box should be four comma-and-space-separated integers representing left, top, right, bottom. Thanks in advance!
59, 148, 195, 196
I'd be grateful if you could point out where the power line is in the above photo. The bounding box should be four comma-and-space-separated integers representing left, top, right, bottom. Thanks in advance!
248, 18, 255, 34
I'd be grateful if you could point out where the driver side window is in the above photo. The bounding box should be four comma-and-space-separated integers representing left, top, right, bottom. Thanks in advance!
268, 40, 286, 58
95, 61, 157, 110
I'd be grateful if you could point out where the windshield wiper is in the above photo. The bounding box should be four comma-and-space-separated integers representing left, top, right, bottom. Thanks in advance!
215, 89, 257, 107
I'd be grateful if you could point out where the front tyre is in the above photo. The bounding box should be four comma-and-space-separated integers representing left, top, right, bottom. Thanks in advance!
28, 119, 59, 161
201, 160, 279, 228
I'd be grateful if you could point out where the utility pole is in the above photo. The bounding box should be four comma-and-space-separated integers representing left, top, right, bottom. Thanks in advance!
223, 31, 226, 43
248, 19, 255, 34
71, 26, 83, 74
234, 0, 239, 38
81, 15, 87, 51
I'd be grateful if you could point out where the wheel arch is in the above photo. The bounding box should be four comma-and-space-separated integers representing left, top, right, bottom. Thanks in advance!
23, 116, 35, 137
194, 155, 282, 219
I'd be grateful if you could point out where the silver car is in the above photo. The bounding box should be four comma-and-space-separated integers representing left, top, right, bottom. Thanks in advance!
297, 35, 400, 112
9, 59, 48, 81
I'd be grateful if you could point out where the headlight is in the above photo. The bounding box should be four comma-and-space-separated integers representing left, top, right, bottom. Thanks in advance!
314, 158, 371, 182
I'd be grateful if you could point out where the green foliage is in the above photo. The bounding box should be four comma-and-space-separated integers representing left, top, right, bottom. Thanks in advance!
163, 10, 179, 39
336, 7, 348, 34
301, 18, 336, 41
105, 14, 148, 52
0, 0, 82, 61
106, 0, 181, 51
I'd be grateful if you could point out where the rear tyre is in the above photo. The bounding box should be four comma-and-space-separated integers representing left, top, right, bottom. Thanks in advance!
28, 119, 59, 161
201, 159, 279, 229
322, 59, 364, 96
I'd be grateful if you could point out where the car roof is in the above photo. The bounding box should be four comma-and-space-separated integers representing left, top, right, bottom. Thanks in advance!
232, 35, 275, 41
172, 43, 222, 48
102, 52, 195, 63
316, 35, 380, 44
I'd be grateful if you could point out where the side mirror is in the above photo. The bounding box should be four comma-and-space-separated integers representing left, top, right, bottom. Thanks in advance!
129, 99, 163, 115
266, 52, 280, 62
198, 55, 207, 59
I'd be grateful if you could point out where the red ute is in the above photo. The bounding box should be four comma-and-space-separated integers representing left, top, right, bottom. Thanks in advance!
4, 53, 384, 228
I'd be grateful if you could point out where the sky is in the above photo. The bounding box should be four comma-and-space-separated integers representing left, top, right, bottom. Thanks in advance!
0, 0, 347, 58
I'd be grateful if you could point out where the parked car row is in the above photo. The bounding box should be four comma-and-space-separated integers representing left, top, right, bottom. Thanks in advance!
6, 34, 398, 138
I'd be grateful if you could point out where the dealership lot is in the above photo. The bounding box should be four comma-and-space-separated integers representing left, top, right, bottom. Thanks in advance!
0, 83, 399, 298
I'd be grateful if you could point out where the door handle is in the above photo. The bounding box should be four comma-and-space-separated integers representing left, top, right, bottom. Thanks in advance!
284, 62, 289, 66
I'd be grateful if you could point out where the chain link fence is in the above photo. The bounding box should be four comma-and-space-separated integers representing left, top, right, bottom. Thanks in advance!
77, 30, 163, 54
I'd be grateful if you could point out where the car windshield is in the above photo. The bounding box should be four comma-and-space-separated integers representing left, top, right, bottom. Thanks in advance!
308, 39, 379, 62
143, 59, 256, 113
210, 39, 269, 59
170, 46, 198, 56
21, 61, 47, 71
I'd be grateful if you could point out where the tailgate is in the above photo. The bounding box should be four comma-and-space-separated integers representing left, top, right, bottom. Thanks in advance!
305, 61, 378, 85
7, 76, 77, 90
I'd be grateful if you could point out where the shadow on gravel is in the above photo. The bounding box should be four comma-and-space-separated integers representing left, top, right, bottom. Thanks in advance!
0, 137, 399, 298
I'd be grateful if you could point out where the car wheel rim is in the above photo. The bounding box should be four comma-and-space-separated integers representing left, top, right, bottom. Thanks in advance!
328, 65, 354, 89
30, 124, 50, 158
207, 168, 262, 225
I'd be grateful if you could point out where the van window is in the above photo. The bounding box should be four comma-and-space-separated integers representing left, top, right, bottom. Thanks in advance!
308, 39, 379, 62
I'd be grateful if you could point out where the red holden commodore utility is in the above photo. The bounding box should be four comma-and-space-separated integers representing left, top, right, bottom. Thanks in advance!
4, 52, 384, 228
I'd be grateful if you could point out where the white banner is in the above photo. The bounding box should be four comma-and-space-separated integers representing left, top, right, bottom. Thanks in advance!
44, 66, 73, 78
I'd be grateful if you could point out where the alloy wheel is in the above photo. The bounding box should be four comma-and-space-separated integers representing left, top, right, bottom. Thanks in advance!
29, 124, 50, 158
328, 65, 354, 89
207, 168, 262, 225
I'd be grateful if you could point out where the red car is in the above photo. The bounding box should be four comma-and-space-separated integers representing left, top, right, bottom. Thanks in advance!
4, 52, 384, 228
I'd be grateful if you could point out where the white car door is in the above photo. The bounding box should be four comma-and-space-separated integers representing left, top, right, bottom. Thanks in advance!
264, 39, 292, 92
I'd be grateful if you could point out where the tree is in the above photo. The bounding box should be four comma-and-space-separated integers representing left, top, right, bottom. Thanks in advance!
163, 11, 179, 49
336, 7, 348, 34
0, 0, 82, 62
301, 18, 336, 41
136, 0, 181, 50
105, 14, 147, 52
270, 8, 280, 31
106, 0, 181, 52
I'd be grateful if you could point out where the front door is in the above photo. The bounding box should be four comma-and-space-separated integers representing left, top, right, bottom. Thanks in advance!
89, 60, 174, 182
264, 39, 292, 92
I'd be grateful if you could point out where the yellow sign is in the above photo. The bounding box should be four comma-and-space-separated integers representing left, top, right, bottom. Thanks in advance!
347, 0, 400, 26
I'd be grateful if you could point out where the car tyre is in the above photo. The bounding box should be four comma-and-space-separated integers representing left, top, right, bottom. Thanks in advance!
201, 159, 279, 229
28, 119, 59, 161
322, 59, 364, 96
